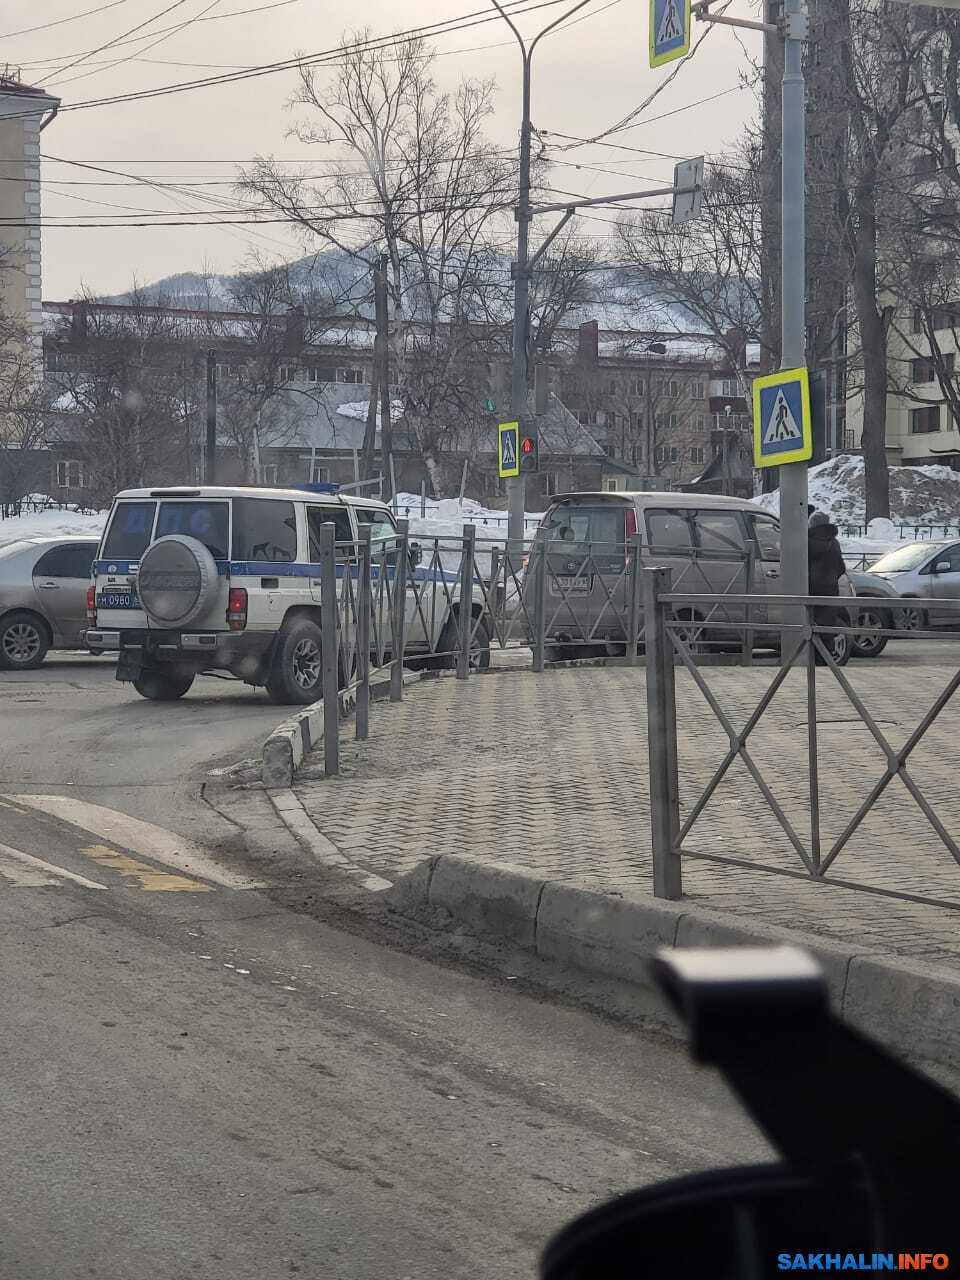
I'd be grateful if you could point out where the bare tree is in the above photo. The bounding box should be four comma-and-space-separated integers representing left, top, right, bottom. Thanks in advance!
45, 290, 197, 506
239, 31, 519, 495
0, 322, 49, 516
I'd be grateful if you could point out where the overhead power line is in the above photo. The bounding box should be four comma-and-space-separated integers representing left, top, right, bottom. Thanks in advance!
0, 0, 135, 41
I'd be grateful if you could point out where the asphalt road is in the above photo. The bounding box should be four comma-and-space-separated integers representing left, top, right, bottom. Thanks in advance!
0, 875, 774, 1279
0, 654, 289, 849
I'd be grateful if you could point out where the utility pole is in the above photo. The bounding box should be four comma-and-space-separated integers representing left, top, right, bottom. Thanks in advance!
374, 255, 394, 500
205, 349, 217, 485
778, 0, 809, 608
491, 0, 594, 556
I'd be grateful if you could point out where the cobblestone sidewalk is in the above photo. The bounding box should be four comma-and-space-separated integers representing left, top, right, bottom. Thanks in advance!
294, 662, 960, 969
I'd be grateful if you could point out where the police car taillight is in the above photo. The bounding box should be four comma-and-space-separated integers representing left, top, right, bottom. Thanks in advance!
86, 585, 97, 623
227, 587, 248, 631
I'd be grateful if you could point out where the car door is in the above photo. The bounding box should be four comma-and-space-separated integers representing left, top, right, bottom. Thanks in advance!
918, 542, 960, 626
32, 541, 99, 643
690, 510, 751, 626
745, 513, 781, 627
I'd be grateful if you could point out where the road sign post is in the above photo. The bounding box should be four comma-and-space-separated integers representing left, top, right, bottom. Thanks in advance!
650, 0, 690, 66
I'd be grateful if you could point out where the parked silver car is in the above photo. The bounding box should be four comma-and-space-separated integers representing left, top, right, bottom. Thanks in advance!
0, 535, 100, 670
846, 569, 905, 658
865, 540, 960, 631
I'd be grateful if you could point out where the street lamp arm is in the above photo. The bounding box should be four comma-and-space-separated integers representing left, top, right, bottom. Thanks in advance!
488, 0, 527, 52
529, 0, 595, 56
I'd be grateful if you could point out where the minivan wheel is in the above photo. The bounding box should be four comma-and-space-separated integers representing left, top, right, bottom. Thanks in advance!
0, 612, 50, 670
899, 603, 927, 633
133, 669, 195, 700
815, 630, 851, 667
265, 619, 325, 704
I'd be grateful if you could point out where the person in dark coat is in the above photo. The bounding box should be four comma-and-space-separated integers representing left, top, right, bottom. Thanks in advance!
807, 511, 846, 597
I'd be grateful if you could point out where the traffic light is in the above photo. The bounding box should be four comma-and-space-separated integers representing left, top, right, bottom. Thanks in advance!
519, 427, 539, 472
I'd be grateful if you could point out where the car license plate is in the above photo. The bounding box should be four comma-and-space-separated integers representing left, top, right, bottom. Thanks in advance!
96, 591, 141, 609
554, 574, 592, 595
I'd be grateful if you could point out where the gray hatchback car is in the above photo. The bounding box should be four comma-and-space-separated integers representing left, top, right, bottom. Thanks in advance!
0, 535, 100, 670
866, 539, 960, 630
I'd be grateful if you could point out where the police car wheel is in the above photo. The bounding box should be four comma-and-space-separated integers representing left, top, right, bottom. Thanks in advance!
132, 669, 195, 701
265, 619, 325, 705
436, 612, 491, 671
814, 630, 851, 667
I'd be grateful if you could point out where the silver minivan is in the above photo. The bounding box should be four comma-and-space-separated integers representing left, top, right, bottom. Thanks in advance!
525, 491, 851, 662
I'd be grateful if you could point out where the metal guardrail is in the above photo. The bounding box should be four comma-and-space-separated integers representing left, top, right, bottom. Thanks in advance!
644, 567, 960, 909
838, 523, 960, 540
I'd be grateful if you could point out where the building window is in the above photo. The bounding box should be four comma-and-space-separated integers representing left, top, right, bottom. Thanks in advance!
911, 405, 941, 434
630, 410, 644, 429
655, 412, 679, 431
694, 415, 706, 433
56, 460, 84, 489
691, 382, 705, 400
338, 367, 364, 384
913, 354, 954, 383
690, 445, 705, 464
578, 409, 599, 426
633, 379, 645, 397
261, 464, 279, 485
655, 445, 680, 464
602, 442, 617, 457
309, 460, 330, 483
656, 378, 680, 398
308, 365, 337, 383
606, 478, 620, 491
718, 377, 739, 398
278, 364, 297, 383
631, 443, 643, 464
216, 362, 238, 380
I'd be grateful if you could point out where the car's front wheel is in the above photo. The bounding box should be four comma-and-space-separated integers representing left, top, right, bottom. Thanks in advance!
265, 619, 325, 704
132, 669, 195, 700
899, 603, 927, 633
851, 603, 889, 658
0, 612, 50, 670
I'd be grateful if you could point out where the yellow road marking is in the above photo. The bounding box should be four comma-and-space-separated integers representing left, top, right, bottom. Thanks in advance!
80, 845, 213, 893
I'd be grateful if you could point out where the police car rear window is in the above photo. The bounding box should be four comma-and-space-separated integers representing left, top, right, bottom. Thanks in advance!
156, 501, 229, 559
102, 501, 156, 560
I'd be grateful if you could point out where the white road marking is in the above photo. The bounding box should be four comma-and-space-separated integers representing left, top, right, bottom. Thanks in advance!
3, 795, 266, 890
0, 842, 108, 890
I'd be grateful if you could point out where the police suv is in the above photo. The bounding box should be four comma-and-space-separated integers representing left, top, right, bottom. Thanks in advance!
85, 486, 488, 703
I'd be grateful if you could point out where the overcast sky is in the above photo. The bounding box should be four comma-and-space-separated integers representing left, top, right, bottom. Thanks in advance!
4, 0, 758, 299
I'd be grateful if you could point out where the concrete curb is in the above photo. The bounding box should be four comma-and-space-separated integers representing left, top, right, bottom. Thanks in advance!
384, 853, 960, 1068
260, 668, 418, 788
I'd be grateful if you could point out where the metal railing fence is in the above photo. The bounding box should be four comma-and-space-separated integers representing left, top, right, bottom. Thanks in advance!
644, 566, 960, 909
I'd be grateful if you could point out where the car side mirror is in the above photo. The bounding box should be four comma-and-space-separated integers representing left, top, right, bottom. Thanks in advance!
934, 560, 952, 574
408, 541, 422, 567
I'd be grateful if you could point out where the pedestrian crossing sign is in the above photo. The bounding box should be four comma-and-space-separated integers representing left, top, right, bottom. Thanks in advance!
752, 367, 813, 468
650, 0, 690, 67
498, 421, 520, 478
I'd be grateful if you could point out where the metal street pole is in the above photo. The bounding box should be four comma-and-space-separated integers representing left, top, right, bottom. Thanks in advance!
778, 0, 809, 621
508, 47, 533, 557
490, 0, 594, 558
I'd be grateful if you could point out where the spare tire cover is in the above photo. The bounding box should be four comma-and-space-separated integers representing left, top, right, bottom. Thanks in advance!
137, 535, 219, 628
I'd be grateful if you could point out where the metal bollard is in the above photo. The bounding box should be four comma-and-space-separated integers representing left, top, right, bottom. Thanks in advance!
533, 538, 548, 673
627, 531, 643, 667
391, 518, 409, 702
319, 521, 340, 778
644, 566, 681, 900
456, 524, 476, 680
356, 524, 371, 741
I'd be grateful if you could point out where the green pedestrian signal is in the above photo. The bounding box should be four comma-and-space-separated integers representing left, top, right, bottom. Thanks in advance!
483, 398, 496, 412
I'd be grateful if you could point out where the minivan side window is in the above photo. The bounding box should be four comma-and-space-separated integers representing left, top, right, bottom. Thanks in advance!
232, 498, 298, 563
695, 512, 746, 555
645, 509, 693, 551
750, 515, 781, 562
102, 501, 156, 560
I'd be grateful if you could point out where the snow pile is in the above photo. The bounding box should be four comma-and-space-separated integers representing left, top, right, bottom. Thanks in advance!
0, 507, 107, 541
336, 399, 403, 422
756, 455, 960, 525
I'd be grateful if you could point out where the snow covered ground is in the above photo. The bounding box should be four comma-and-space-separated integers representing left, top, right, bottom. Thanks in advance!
755, 456, 960, 529
0, 506, 107, 543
